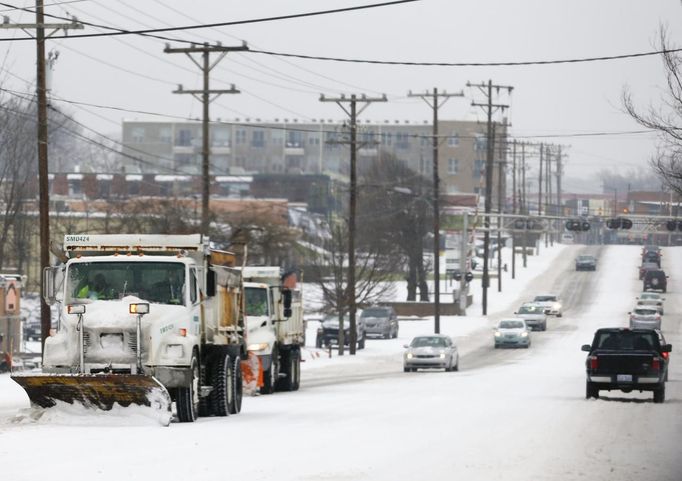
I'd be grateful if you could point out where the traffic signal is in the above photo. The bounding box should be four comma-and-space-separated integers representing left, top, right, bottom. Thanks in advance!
665, 220, 682, 231
606, 217, 632, 229
565, 219, 590, 231
513, 218, 538, 230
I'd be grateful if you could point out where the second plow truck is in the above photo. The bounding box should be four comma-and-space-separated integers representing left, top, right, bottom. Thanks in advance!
12, 234, 249, 424
242, 266, 303, 394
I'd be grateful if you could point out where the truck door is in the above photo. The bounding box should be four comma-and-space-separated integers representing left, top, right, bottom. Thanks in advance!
189, 267, 201, 337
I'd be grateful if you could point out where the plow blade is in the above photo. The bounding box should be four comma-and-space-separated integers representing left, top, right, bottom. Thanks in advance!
11, 373, 171, 412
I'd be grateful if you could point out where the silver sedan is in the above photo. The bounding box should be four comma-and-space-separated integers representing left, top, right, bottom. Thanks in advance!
494, 318, 531, 348
404, 335, 459, 372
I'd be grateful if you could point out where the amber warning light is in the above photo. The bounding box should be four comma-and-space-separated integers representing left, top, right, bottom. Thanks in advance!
129, 303, 150, 315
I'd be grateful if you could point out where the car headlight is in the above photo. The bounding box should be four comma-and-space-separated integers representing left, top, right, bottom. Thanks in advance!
494, 331, 501, 337
406, 352, 414, 359
521, 332, 528, 337
439, 352, 446, 359
247, 343, 269, 352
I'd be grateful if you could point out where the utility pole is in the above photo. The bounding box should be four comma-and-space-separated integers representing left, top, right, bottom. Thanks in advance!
546, 144, 551, 247
408, 88, 464, 333
468, 80, 513, 316
522, 143, 528, 269
320, 93, 386, 354
512, 140, 517, 214
165, 42, 248, 235
556, 145, 563, 217
0, 3, 82, 349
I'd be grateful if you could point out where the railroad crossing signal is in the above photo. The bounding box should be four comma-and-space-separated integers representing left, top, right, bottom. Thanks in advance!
606, 217, 633, 230
565, 219, 590, 232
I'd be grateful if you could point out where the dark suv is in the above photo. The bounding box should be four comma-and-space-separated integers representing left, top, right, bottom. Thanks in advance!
644, 269, 668, 293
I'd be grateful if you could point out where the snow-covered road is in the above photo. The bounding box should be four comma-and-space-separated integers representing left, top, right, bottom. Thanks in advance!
1, 244, 681, 481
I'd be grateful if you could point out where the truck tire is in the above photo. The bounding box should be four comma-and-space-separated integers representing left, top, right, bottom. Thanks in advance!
653, 386, 665, 403
315, 336, 322, 349
277, 349, 293, 392
210, 353, 232, 417
228, 355, 242, 414
291, 348, 301, 391
199, 362, 211, 417
261, 347, 279, 395
177, 351, 200, 422
585, 381, 599, 400
358, 333, 366, 350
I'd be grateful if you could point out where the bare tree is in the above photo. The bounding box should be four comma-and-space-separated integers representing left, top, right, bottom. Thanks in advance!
623, 27, 682, 194
359, 152, 432, 301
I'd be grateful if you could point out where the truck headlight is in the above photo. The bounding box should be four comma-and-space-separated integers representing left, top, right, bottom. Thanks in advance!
247, 343, 269, 352
494, 331, 501, 337
406, 352, 413, 359
165, 344, 184, 358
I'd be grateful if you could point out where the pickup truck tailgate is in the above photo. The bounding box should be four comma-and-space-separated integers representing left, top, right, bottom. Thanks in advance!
594, 352, 656, 375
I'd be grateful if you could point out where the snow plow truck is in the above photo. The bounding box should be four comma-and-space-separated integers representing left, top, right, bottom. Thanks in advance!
12, 234, 251, 423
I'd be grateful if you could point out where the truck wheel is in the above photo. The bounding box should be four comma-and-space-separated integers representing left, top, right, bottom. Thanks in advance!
177, 351, 200, 422
228, 355, 242, 414
315, 336, 322, 349
261, 349, 279, 395
292, 349, 301, 391
653, 386, 665, 403
585, 381, 599, 400
210, 353, 232, 417
199, 362, 211, 417
358, 333, 366, 350
277, 349, 294, 392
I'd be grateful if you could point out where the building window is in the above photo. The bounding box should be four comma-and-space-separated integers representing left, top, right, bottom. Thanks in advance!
473, 159, 485, 177
236, 130, 246, 145
421, 135, 429, 146
383, 132, 392, 145
176, 129, 192, 147
159, 127, 171, 143
448, 132, 459, 147
131, 127, 145, 143
286, 130, 303, 147
396, 132, 410, 149
474, 135, 487, 152
252, 130, 265, 148
212, 127, 230, 147
448, 158, 459, 174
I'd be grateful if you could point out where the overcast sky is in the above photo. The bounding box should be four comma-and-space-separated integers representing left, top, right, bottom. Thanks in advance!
0, 0, 680, 192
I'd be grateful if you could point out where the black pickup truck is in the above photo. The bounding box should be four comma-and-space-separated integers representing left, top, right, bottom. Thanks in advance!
581, 328, 671, 403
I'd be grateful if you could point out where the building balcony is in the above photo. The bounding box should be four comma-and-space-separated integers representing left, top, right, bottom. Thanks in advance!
284, 143, 305, 156
173, 144, 196, 154
212, 145, 231, 155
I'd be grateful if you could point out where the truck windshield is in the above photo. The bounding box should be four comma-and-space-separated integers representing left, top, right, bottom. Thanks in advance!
245, 287, 269, 316
66, 261, 186, 305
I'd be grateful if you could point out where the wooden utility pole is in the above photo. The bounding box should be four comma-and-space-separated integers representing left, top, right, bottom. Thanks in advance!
0, 3, 82, 348
320, 93, 386, 354
556, 145, 563, 217
165, 42, 248, 235
407, 88, 463, 333
468, 80, 512, 316
512, 140, 517, 214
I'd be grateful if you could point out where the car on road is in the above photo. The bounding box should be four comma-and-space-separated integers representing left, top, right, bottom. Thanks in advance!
532, 294, 563, 317
575, 255, 597, 271
628, 306, 662, 330
582, 328, 671, 403
636, 292, 665, 315
642, 251, 661, 267
316, 314, 366, 350
514, 303, 548, 331
361, 306, 398, 339
493, 318, 531, 349
403, 335, 459, 372
639, 261, 659, 280
643, 269, 668, 292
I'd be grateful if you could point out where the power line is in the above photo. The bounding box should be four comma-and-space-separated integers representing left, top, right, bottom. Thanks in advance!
248, 47, 682, 67
0, 1, 418, 43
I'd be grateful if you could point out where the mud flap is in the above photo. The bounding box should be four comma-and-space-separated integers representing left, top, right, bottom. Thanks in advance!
11, 373, 171, 412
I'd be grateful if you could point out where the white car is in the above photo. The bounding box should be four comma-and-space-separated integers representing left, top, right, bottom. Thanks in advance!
403, 335, 459, 372
636, 292, 665, 315
494, 318, 531, 349
629, 307, 662, 330
533, 294, 563, 317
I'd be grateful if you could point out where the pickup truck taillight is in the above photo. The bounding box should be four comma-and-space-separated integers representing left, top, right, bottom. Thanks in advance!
652, 358, 661, 370
589, 356, 598, 369
661, 352, 669, 360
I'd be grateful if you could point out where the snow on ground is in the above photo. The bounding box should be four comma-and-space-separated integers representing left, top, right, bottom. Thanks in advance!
1, 242, 680, 481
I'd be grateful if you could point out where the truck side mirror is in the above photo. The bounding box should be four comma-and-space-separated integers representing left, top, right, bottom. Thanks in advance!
581, 344, 591, 352
206, 269, 216, 297
282, 288, 292, 318
42, 266, 61, 305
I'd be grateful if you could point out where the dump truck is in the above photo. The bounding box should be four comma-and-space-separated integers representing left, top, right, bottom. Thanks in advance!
242, 266, 304, 394
12, 234, 248, 423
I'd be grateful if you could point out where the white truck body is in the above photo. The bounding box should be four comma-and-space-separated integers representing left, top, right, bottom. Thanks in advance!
18, 234, 246, 423
241, 266, 303, 393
